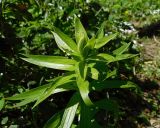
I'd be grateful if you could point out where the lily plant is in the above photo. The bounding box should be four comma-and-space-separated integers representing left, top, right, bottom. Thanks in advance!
5, 17, 138, 128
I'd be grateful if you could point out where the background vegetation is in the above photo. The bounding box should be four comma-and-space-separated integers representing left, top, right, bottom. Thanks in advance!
0, 0, 160, 128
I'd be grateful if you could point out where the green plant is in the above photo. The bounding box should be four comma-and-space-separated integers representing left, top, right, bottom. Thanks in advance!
5, 17, 138, 127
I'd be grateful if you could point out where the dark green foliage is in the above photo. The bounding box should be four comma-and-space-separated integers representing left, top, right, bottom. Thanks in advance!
3, 17, 138, 128
1, 0, 160, 128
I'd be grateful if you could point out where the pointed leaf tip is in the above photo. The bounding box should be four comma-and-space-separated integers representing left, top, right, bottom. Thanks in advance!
75, 17, 88, 54
95, 33, 117, 49
51, 28, 77, 53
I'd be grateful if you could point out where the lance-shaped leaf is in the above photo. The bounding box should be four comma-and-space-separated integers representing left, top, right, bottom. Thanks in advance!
22, 55, 76, 71
52, 28, 77, 53
52, 28, 78, 53
0, 98, 5, 111
97, 53, 115, 62
96, 21, 106, 39
76, 61, 88, 80
5, 82, 53, 108
76, 62, 93, 106
8, 98, 38, 108
91, 80, 140, 91
78, 35, 86, 56
59, 93, 79, 128
95, 33, 117, 49
114, 54, 138, 62
83, 37, 96, 57
78, 79, 93, 106
75, 17, 88, 56
6, 83, 51, 101
6, 80, 77, 108
33, 74, 76, 108
112, 42, 131, 55
75, 17, 88, 44
97, 53, 138, 63
8, 77, 73, 108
